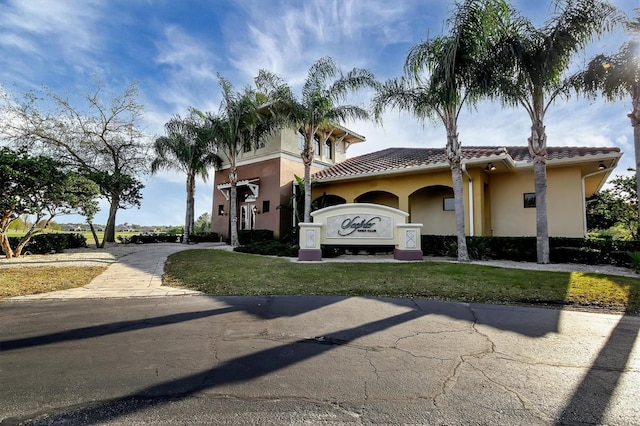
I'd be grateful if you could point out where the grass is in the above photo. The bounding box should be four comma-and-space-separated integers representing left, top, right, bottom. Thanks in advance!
0, 266, 107, 298
164, 249, 640, 314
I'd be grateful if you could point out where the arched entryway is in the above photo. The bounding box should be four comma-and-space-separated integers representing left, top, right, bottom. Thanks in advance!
313, 194, 346, 209
355, 191, 399, 209
409, 185, 455, 235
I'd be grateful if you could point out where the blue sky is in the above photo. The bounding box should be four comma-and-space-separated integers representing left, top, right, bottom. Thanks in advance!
0, 0, 637, 226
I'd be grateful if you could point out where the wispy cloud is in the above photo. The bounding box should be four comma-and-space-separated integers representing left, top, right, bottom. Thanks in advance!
228, 0, 437, 84
0, 0, 105, 81
152, 25, 221, 113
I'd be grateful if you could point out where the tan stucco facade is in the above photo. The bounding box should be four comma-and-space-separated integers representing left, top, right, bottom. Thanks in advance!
312, 162, 615, 239
211, 124, 620, 241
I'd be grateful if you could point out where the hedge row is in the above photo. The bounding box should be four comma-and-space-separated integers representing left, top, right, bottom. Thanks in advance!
117, 232, 221, 244
1, 233, 87, 255
238, 229, 274, 245
421, 235, 640, 267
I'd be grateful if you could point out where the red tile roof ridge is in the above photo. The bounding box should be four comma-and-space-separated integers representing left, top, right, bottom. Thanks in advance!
313, 145, 621, 180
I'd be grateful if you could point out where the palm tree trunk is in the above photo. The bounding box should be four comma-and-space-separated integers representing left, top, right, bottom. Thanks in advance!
529, 119, 549, 264
229, 167, 239, 246
184, 173, 196, 244
302, 131, 314, 223
629, 86, 640, 234
446, 124, 469, 262
533, 157, 549, 263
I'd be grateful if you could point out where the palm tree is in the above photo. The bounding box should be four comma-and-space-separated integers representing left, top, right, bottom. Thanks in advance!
151, 110, 221, 244
489, 0, 618, 263
373, 0, 512, 262
577, 11, 639, 227
203, 75, 279, 246
255, 57, 378, 223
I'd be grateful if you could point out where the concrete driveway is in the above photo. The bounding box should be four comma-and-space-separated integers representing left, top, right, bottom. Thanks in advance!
1, 296, 638, 425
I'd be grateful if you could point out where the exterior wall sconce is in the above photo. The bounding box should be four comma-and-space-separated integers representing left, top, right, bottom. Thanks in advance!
485, 162, 496, 172
598, 161, 606, 170
252, 206, 260, 214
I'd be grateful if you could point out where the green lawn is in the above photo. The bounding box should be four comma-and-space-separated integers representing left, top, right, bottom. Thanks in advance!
164, 249, 640, 314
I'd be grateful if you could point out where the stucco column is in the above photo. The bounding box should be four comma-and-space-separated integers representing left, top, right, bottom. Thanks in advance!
298, 223, 323, 261
394, 223, 423, 261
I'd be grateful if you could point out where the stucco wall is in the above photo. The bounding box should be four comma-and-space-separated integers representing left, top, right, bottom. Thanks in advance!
409, 186, 455, 235
489, 167, 584, 237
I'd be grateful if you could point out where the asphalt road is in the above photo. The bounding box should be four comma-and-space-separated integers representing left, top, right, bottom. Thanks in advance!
1, 296, 638, 425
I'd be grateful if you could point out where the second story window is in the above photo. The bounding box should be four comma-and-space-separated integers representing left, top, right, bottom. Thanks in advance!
324, 139, 332, 159
297, 131, 305, 151
314, 135, 320, 157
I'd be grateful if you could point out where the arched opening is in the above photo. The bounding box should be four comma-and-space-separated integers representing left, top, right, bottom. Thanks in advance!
409, 185, 455, 235
313, 194, 346, 209
355, 191, 399, 209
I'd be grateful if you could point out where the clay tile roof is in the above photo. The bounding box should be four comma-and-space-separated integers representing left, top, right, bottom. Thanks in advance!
312, 146, 621, 181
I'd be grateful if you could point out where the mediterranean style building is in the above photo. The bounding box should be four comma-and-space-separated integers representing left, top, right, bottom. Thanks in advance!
211, 126, 622, 242
211, 126, 366, 241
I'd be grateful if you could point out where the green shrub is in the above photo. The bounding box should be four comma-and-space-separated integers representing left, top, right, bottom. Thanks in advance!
66, 233, 89, 249
466, 237, 488, 260
234, 240, 298, 257
118, 234, 180, 244
189, 232, 220, 242
610, 250, 632, 267
551, 246, 603, 264
630, 252, 640, 272
238, 229, 274, 245
2, 233, 87, 255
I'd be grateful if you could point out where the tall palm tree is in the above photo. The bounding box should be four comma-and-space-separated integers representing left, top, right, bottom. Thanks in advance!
203, 75, 279, 246
373, 0, 512, 262
151, 110, 221, 244
490, 0, 618, 263
577, 11, 639, 226
255, 57, 378, 223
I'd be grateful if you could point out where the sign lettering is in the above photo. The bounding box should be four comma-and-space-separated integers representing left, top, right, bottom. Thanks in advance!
325, 213, 393, 239
338, 216, 381, 236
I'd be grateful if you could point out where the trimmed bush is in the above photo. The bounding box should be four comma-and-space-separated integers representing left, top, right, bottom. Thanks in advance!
551, 246, 602, 264
234, 240, 298, 257
419, 235, 636, 265
189, 232, 220, 242
238, 229, 274, 245
2, 233, 87, 255
118, 234, 181, 244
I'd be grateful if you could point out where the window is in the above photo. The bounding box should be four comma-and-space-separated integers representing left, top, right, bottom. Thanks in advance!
297, 131, 305, 151
523, 192, 536, 208
240, 205, 247, 229
324, 139, 332, 159
262, 200, 270, 213
243, 143, 251, 153
443, 197, 455, 211
313, 134, 320, 157
218, 204, 226, 216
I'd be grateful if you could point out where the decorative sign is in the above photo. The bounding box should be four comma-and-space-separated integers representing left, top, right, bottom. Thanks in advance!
325, 214, 393, 239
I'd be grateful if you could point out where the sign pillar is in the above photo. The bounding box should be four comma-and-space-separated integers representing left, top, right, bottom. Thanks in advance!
298, 223, 322, 261
394, 224, 424, 260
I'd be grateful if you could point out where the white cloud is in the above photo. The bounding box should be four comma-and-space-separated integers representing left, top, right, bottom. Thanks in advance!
152, 25, 221, 114
0, 0, 104, 65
